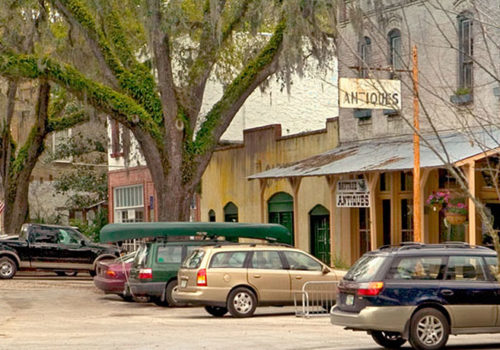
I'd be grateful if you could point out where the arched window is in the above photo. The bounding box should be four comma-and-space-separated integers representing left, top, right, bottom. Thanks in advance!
458, 12, 473, 90
268, 192, 294, 244
208, 209, 216, 222
223, 202, 238, 222
388, 29, 402, 72
359, 36, 371, 78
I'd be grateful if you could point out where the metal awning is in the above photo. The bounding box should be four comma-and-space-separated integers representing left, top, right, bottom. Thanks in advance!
248, 127, 500, 179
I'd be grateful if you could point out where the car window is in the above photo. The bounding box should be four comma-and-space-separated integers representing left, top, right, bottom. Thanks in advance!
182, 249, 205, 269
445, 256, 486, 281
250, 251, 283, 269
344, 255, 386, 282
209, 251, 248, 268
134, 244, 150, 267
484, 256, 498, 280
283, 251, 322, 271
57, 229, 80, 244
157, 245, 183, 264
386, 257, 445, 280
32, 227, 58, 244
185, 245, 199, 258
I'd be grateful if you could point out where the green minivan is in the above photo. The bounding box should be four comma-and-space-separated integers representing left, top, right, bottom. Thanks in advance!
99, 222, 292, 307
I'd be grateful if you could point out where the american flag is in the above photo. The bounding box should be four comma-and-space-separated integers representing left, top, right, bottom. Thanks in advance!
0, 201, 4, 214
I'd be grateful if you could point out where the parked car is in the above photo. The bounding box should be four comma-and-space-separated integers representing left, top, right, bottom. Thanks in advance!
0, 224, 120, 279
100, 222, 293, 307
330, 242, 499, 350
93, 251, 137, 301
175, 244, 344, 318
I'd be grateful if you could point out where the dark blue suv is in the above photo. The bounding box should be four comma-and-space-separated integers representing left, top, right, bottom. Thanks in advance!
330, 243, 498, 350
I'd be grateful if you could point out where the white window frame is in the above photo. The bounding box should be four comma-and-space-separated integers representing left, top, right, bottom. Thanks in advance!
113, 185, 145, 223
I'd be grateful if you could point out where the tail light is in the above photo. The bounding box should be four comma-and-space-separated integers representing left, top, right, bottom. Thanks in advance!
357, 282, 384, 296
138, 268, 153, 279
197, 268, 207, 286
106, 270, 117, 278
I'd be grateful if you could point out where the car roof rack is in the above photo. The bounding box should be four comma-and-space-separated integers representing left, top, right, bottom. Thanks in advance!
379, 241, 491, 252
211, 242, 293, 249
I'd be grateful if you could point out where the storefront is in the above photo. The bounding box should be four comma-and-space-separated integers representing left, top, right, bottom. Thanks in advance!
250, 127, 500, 265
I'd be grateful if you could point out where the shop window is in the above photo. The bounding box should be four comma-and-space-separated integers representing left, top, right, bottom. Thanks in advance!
380, 173, 390, 192
268, 192, 294, 244
359, 208, 371, 256
400, 172, 413, 191
208, 209, 216, 222
401, 199, 414, 242
479, 157, 500, 188
438, 168, 459, 189
114, 185, 144, 223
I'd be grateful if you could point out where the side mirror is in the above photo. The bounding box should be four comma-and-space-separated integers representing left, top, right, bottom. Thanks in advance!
322, 265, 331, 274
80, 239, 86, 246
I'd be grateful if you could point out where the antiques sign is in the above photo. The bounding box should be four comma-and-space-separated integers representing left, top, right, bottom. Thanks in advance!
339, 78, 402, 110
336, 179, 370, 208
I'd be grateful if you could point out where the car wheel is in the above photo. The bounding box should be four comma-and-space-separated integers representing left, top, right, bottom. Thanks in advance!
371, 331, 406, 349
227, 287, 257, 318
0, 257, 16, 279
205, 306, 228, 317
165, 280, 187, 307
55, 271, 78, 277
119, 294, 134, 302
153, 296, 169, 307
409, 308, 449, 350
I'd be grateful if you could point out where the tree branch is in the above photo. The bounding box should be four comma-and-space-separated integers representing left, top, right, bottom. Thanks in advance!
47, 108, 90, 132
191, 18, 286, 182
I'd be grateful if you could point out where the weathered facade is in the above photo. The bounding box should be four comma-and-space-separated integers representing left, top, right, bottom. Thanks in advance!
252, 0, 500, 264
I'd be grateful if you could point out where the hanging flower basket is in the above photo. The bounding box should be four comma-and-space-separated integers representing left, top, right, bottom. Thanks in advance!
445, 212, 467, 225
431, 204, 442, 212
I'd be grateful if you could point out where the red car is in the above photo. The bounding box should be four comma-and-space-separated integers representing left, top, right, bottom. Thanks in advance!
93, 251, 136, 301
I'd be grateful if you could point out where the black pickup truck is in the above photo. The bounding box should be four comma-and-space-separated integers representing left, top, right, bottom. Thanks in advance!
0, 223, 120, 279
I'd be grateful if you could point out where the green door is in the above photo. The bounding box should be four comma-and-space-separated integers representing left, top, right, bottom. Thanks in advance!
310, 205, 330, 265
268, 192, 294, 244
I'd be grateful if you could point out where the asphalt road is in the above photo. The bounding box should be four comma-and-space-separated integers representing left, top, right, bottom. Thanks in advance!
2, 273, 500, 350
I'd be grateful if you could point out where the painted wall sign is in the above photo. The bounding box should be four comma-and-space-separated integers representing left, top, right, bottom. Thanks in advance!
336, 179, 370, 207
339, 78, 402, 110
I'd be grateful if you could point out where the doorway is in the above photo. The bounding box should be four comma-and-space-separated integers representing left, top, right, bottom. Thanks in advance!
309, 205, 331, 265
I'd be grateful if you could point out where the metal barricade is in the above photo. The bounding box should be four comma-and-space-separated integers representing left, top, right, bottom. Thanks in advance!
294, 281, 338, 318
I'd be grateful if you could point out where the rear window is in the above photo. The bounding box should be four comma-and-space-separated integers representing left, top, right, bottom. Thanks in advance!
485, 256, 498, 280
209, 251, 247, 268
134, 244, 150, 267
182, 249, 205, 269
344, 255, 386, 282
157, 245, 182, 264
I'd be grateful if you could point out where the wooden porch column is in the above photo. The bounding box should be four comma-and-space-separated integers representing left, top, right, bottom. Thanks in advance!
368, 173, 380, 251
467, 161, 477, 245
326, 175, 338, 266
288, 177, 302, 246
420, 168, 431, 243
259, 179, 268, 223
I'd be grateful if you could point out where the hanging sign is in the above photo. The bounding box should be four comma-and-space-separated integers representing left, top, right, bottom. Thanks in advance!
336, 179, 370, 208
339, 78, 401, 110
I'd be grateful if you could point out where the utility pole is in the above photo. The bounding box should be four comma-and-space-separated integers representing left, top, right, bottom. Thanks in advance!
412, 45, 422, 242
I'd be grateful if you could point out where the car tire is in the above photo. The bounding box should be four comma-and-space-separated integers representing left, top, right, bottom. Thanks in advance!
119, 294, 134, 302
227, 287, 257, 318
371, 331, 406, 349
89, 269, 97, 277
165, 280, 187, 307
55, 271, 78, 277
409, 308, 449, 350
205, 306, 228, 317
0, 256, 17, 279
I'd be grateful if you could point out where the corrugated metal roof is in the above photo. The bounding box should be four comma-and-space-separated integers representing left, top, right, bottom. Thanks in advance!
248, 127, 500, 179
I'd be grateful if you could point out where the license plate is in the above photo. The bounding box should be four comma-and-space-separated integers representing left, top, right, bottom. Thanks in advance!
180, 279, 187, 288
346, 294, 354, 306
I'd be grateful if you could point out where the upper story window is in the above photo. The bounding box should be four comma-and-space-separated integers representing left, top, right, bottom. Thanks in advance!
359, 36, 371, 78
388, 29, 402, 73
458, 13, 473, 90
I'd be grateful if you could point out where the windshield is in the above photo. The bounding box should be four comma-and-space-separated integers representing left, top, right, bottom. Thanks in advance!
182, 249, 205, 269
344, 255, 387, 282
